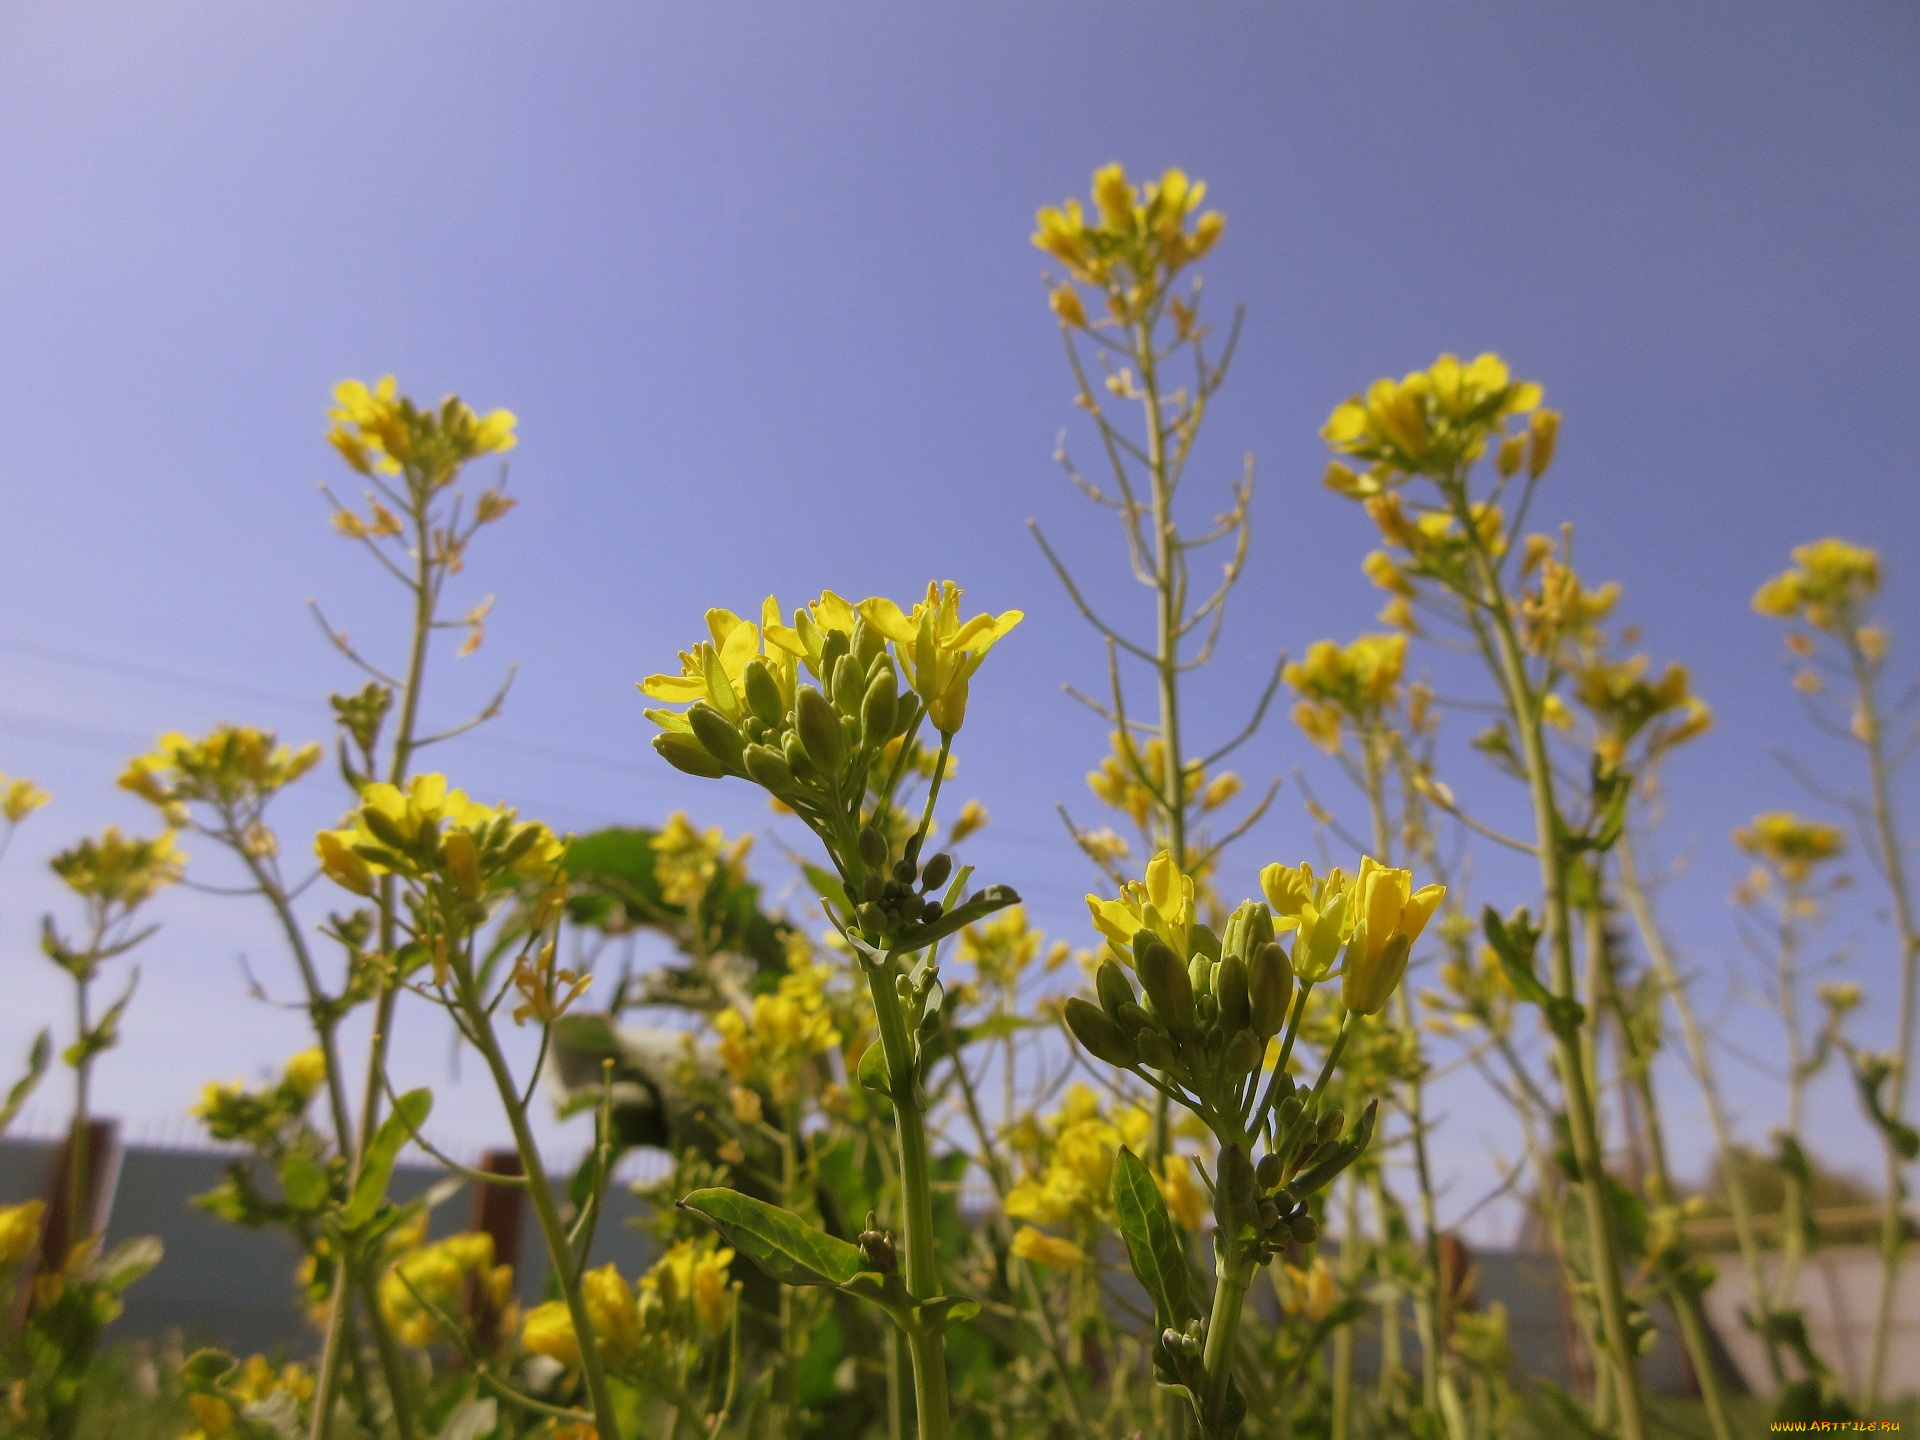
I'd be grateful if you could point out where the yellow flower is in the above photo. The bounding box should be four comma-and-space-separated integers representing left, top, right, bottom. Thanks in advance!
120, 726, 320, 818
1342, 857, 1445, 1016
959, 905, 1046, 989
858, 582, 1023, 734
380, 1232, 507, 1349
522, 1300, 581, 1368
712, 958, 842, 1104
1031, 165, 1225, 318
1159, 1156, 1207, 1231
948, 799, 990, 845
1087, 849, 1198, 966
0, 774, 50, 825
1735, 812, 1845, 885
1258, 861, 1354, 981
1284, 634, 1408, 745
1010, 1225, 1086, 1271
641, 598, 791, 719
283, 1049, 328, 1104
1324, 354, 1542, 479
581, 1263, 641, 1363
315, 773, 560, 896
50, 826, 184, 908
651, 812, 752, 910
0, 1200, 45, 1266
1005, 1085, 1151, 1228
644, 1237, 737, 1337
1753, 538, 1881, 631
1283, 1257, 1336, 1321
188, 1394, 235, 1438
327, 376, 515, 487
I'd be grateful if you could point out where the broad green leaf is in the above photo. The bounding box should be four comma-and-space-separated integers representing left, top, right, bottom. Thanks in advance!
1111, 1146, 1197, 1332
680, 1188, 863, 1287
279, 1154, 329, 1212
94, 1234, 163, 1294
344, 1088, 431, 1230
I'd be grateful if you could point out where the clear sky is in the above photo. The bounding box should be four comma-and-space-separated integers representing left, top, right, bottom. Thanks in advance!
1, 2, 1915, 1237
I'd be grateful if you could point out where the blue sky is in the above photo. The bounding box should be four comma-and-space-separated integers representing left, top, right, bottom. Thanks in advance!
0, 2, 1914, 1234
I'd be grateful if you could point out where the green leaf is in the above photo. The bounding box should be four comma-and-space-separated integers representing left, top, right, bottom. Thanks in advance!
914, 1295, 980, 1333
1111, 1146, 1197, 1333
856, 1042, 891, 1095
279, 1154, 329, 1212
680, 1188, 863, 1287
840, 1269, 913, 1318
179, 1348, 238, 1389
344, 1088, 431, 1230
802, 863, 852, 917
94, 1235, 162, 1294
890, 884, 1020, 954
0, 1030, 51, 1136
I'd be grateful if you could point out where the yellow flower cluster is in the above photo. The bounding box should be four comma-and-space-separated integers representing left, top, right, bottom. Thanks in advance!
858, 582, 1025, 735
1284, 633, 1409, 753
120, 726, 321, 828
1260, 856, 1443, 1014
379, 1231, 513, 1349
1753, 538, 1880, 630
1086, 730, 1239, 829
193, 1049, 329, 1142
0, 772, 49, 826
49, 825, 184, 908
714, 959, 843, 1104
958, 905, 1067, 991
0, 1200, 45, 1266
521, 1239, 735, 1372
1280, 1256, 1337, 1322
1573, 655, 1712, 768
185, 1355, 315, 1440
1518, 554, 1620, 656
650, 811, 753, 911
326, 376, 516, 489
1006, 1083, 1152, 1231
314, 773, 562, 900
1734, 811, 1845, 886
1323, 353, 1550, 483
1032, 164, 1225, 324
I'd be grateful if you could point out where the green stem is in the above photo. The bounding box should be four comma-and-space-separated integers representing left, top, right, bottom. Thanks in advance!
1330, 1175, 1357, 1440
1200, 1260, 1251, 1434
867, 959, 949, 1440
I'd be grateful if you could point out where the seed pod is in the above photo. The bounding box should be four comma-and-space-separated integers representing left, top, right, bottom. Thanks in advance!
858, 827, 889, 870
861, 666, 898, 741
1115, 1001, 1152, 1037
1224, 1029, 1264, 1078
1216, 954, 1250, 1034
1249, 942, 1295, 1039
921, 852, 952, 892
1256, 1153, 1285, 1191
655, 733, 726, 779
1096, 960, 1136, 1022
1135, 1028, 1179, 1073
688, 703, 746, 772
744, 744, 794, 791
1137, 934, 1195, 1036
795, 686, 845, 779
1065, 998, 1136, 1067
742, 659, 785, 729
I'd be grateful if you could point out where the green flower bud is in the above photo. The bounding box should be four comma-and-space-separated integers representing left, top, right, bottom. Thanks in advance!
1137, 933, 1195, 1036
742, 659, 785, 729
856, 830, 887, 872
892, 858, 917, 884
1096, 960, 1136, 1022
818, 629, 850, 683
1317, 1109, 1345, 1144
1249, 941, 1295, 1039
1291, 1214, 1320, 1244
1223, 1029, 1263, 1078
861, 666, 898, 741
1189, 952, 1214, 1000
1197, 994, 1219, 1031
1189, 923, 1222, 963
919, 897, 942, 923
744, 744, 794, 791
921, 852, 952, 892
1135, 1029, 1179, 1073
687, 702, 746, 772
360, 804, 410, 851
795, 686, 845, 779
1065, 998, 1136, 1067
831, 653, 863, 714
1275, 1093, 1304, 1137
1222, 899, 1275, 966
893, 690, 922, 738
1115, 1001, 1152, 1036
851, 615, 885, 669
654, 733, 726, 779
857, 902, 886, 932
1256, 1153, 1285, 1191
1216, 954, 1250, 1034
1257, 1198, 1279, 1229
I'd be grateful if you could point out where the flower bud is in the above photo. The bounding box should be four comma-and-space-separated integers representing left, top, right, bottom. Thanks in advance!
858, 827, 890, 870
1115, 1001, 1152, 1037
744, 744, 794, 791
921, 852, 952, 892
361, 805, 410, 852
818, 629, 850, 683
442, 830, 482, 901
655, 733, 726, 779
861, 666, 898, 741
1275, 1093, 1303, 1137
1135, 1029, 1179, 1073
852, 616, 886, 669
1223, 1029, 1263, 1078
1249, 942, 1295, 1039
1065, 998, 1136, 1068
1317, 1108, 1345, 1144
1137, 934, 1195, 1036
831, 653, 863, 714
688, 703, 746, 773
1216, 954, 1250, 1034
1096, 960, 1136, 1022
742, 659, 785, 729
1189, 953, 1213, 1000
1256, 1153, 1285, 1190
1291, 1214, 1320, 1244
795, 686, 845, 779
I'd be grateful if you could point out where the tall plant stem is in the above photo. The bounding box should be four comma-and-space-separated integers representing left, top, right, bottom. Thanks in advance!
1589, 902, 1734, 1440
867, 957, 949, 1440
1459, 503, 1647, 1440
1330, 1173, 1358, 1440
1616, 834, 1788, 1388
1851, 640, 1919, 1408
1200, 1258, 1251, 1431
